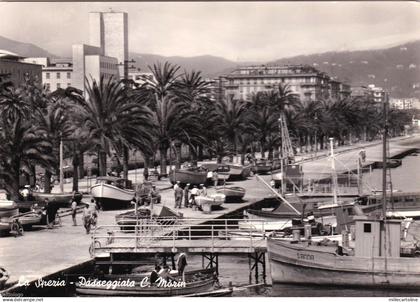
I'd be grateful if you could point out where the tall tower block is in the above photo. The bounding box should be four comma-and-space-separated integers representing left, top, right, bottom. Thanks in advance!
89, 11, 128, 78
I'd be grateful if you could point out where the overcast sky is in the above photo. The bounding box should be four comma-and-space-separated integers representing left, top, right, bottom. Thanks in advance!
0, 2, 419, 62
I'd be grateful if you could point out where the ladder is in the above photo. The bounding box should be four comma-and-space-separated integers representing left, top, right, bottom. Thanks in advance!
279, 112, 294, 163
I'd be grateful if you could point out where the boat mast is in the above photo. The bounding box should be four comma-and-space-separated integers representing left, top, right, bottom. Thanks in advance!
382, 92, 388, 219
329, 138, 339, 205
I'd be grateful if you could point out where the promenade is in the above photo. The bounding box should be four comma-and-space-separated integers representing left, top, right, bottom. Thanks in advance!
1, 134, 419, 290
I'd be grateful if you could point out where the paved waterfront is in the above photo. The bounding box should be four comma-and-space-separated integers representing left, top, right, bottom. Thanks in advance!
1, 134, 419, 289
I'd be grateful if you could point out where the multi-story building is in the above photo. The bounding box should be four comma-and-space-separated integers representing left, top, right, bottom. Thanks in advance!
24, 57, 73, 92
127, 68, 155, 86
89, 11, 128, 79
219, 65, 349, 102
0, 50, 42, 86
367, 84, 385, 103
390, 98, 419, 110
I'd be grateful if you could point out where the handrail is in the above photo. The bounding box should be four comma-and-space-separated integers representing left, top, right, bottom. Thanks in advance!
90, 218, 269, 257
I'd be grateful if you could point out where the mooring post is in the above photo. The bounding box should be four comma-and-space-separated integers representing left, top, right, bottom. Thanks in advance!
262, 252, 267, 284
248, 253, 252, 284
216, 254, 219, 276
202, 254, 204, 269
255, 252, 259, 283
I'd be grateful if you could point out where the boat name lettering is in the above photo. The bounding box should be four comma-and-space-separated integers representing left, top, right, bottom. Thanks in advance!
297, 253, 315, 261
78, 276, 135, 289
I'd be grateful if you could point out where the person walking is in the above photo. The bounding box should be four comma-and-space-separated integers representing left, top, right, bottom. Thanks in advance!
89, 199, 98, 227
82, 204, 92, 234
174, 183, 183, 209
183, 184, 190, 208
71, 198, 78, 226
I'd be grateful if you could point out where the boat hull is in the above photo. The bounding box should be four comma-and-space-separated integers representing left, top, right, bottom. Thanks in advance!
195, 194, 225, 209
169, 170, 208, 186
91, 184, 135, 210
228, 165, 252, 179
215, 187, 245, 202
268, 239, 420, 288
32, 192, 73, 207
75, 269, 215, 296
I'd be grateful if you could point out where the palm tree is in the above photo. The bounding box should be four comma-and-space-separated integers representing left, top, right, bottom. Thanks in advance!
66, 76, 154, 178
214, 95, 249, 161
35, 99, 75, 192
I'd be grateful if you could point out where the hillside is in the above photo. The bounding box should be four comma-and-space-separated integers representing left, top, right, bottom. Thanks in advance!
1, 33, 419, 98
0, 35, 57, 58
128, 53, 241, 78
269, 40, 420, 98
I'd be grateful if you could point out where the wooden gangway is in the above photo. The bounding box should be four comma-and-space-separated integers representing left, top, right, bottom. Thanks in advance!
90, 218, 268, 257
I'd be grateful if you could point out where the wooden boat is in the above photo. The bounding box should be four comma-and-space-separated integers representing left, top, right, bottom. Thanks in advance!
75, 268, 216, 296
0, 190, 19, 219
228, 164, 252, 179
252, 159, 272, 174
200, 163, 231, 181
195, 193, 225, 209
374, 159, 402, 169
215, 186, 245, 202
268, 217, 420, 288
32, 192, 74, 207
91, 177, 135, 210
115, 205, 181, 229
169, 168, 208, 186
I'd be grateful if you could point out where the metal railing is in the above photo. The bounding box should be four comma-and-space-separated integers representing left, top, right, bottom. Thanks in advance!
89, 218, 268, 257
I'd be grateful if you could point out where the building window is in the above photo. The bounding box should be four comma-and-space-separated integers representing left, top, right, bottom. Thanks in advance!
46, 83, 50, 90
67, 83, 71, 87
363, 223, 371, 233
46, 72, 50, 79
56, 72, 60, 79
57, 83, 61, 89
67, 72, 71, 79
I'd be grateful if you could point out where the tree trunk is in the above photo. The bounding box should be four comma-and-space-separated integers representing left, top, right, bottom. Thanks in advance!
240, 153, 245, 165
44, 169, 52, 193
72, 149, 79, 192
78, 150, 85, 179
159, 147, 168, 176
198, 145, 204, 161
175, 143, 182, 169
98, 150, 107, 176
123, 145, 129, 180
268, 148, 274, 160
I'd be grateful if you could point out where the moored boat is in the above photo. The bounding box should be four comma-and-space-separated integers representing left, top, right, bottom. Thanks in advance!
169, 168, 208, 186
75, 268, 216, 296
228, 164, 252, 179
91, 177, 135, 210
32, 192, 75, 207
267, 217, 420, 288
195, 194, 225, 210
215, 186, 245, 202
0, 190, 18, 219
252, 159, 272, 174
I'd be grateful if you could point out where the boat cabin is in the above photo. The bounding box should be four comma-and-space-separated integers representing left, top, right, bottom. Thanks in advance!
96, 177, 133, 190
354, 218, 401, 258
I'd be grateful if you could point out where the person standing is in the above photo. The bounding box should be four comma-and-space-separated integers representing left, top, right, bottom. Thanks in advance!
71, 198, 78, 226
82, 204, 92, 234
189, 185, 199, 210
174, 184, 183, 208
44, 198, 54, 229
89, 199, 98, 227
176, 253, 188, 282
212, 171, 218, 187
183, 184, 190, 208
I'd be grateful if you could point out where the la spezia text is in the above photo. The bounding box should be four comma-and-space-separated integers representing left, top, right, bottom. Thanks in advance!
17, 276, 187, 289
